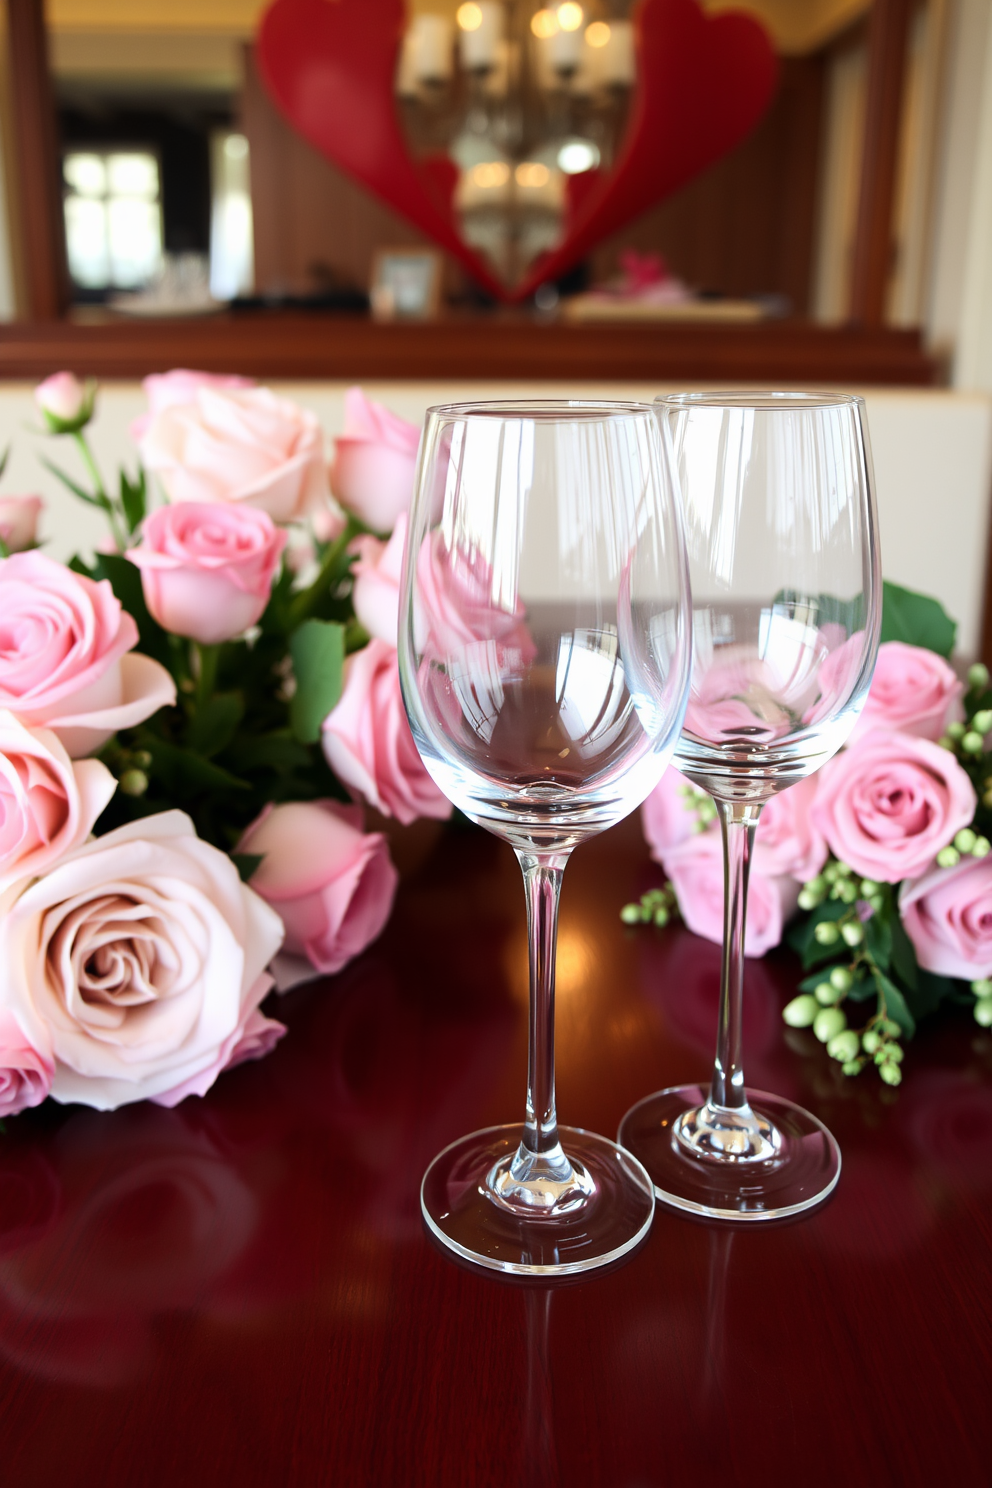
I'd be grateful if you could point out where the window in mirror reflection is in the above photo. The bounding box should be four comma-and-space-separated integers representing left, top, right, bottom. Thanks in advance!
63, 149, 163, 291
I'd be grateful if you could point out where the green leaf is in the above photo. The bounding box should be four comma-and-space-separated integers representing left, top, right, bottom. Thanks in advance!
864, 909, 892, 971
871, 968, 916, 1038
0, 444, 9, 480
119, 466, 146, 534
186, 692, 244, 758
231, 852, 263, 884
90, 552, 174, 669
145, 736, 251, 795
289, 619, 345, 744
225, 730, 312, 775
40, 454, 104, 506
786, 898, 847, 968
890, 914, 920, 991
880, 580, 956, 658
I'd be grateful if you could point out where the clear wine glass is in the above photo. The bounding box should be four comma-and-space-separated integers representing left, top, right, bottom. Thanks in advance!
619, 392, 881, 1221
399, 400, 693, 1275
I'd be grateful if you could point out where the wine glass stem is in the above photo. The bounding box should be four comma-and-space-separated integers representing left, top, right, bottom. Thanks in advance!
517, 851, 569, 1160
711, 801, 762, 1113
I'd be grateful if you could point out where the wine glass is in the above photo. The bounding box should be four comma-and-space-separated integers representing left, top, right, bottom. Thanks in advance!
619, 392, 881, 1221
399, 400, 693, 1275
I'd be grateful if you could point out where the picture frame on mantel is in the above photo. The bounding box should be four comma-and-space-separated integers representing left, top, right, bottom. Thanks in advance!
370, 248, 443, 321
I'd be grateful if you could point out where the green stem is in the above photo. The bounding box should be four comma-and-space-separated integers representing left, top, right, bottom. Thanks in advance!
288, 520, 358, 629
73, 431, 126, 551
194, 643, 221, 710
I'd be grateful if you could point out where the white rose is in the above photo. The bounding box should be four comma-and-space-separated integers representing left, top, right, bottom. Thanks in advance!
0, 811, 285, 1110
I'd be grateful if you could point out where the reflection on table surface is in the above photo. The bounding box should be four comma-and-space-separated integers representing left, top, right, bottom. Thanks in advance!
0, 816, 990, 1488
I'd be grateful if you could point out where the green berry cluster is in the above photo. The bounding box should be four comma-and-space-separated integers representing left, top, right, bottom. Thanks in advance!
620, 884, 679, 929
971, 979, 992, 1027
798, 859, 881, 921
101, 744, 153, 799
784, 980, 905, 1084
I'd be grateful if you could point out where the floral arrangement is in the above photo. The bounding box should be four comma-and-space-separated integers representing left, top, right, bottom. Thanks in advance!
0, 371, 451, 1121
627, 586, 992, 1086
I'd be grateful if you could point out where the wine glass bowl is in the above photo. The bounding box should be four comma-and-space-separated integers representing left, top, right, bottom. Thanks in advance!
400, 400, 692, 1272
619, 391, 881, 1221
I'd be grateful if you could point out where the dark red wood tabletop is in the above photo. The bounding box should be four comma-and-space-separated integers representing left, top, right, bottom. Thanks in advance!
1, 814, 989, 1488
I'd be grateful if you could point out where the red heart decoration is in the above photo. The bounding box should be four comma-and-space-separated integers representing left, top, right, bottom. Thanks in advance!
257, 0, 778, 302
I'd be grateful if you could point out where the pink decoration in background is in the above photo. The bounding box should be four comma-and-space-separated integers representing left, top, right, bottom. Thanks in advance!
238, 800, 399, 975
642, 767, 699, 861
127, 502, 287, 645
754, 777, 829, 883
810, 730, 977, 883
322, 639, 452, 825
330, 389, 420, 533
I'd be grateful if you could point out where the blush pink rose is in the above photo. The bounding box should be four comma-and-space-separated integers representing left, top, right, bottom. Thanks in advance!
642, 767, 699, 862
126, 502, 286, 645
811, 730, 977, 883
0, 811, 285, 1111
0, 496, 42, 553
351, 513, 406, 644
848, 641, 963, 744
684, 649, 794, 745
129, 369, 254, 442
330, 388, 420, 532
238, 800, 399, 975
0, 551, 176, 757
663, 830, 799, 957
0, 1008, 53, 1117
139, 386, 328, 523
152, 1007, 287, 1107
0, 713, 116, 889
754, 777, 829, 882
322, 639, 452, 825
899, 856, 992, 979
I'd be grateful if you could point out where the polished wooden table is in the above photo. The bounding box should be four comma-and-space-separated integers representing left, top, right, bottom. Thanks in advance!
1, 816, 989, 1487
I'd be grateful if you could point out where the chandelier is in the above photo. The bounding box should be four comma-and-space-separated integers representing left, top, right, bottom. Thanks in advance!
395, 2, 636, 291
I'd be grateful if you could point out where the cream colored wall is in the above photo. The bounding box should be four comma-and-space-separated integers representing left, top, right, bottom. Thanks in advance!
0, 381, 988, 655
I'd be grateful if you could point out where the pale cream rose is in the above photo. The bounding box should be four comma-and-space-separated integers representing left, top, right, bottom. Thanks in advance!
0, 812, 285, 1110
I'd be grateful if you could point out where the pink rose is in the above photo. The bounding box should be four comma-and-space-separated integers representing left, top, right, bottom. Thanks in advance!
322, 639, 452, 825
0, 712, 116, 888
330, 388, 420, 532
139, 386, 328, 522
351, 513, 406, 644
0, 496, 42, 553
0, 811, 285, 1110
152, 1007, 287, 1107
754, 777, 829, 882
663, 830, 799, 957
0, 551, 176, 757
126, 502, 286, 645
849, 641, 964, 743
900, 856, 992, 979
642, 767, 699, 862
34, 372, 91, 429
129, 369, 253, 442
811, 730, 977, 882
684, 648, 796, 745
238, 800, 399, 975
0, 1008, 53, 1117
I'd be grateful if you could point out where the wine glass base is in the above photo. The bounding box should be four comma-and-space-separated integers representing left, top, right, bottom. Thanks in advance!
421, 1123, 655, 1275
618, 1086, 841, 1222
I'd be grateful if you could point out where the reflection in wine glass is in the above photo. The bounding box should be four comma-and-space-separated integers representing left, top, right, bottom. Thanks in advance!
401, 401, 692, 1274
620, 392, 881, 1221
